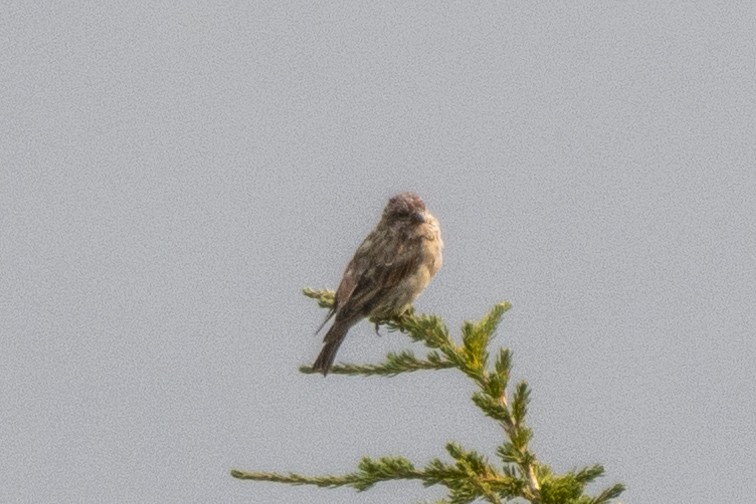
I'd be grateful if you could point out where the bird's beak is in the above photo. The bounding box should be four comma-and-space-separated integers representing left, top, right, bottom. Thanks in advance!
411, 211, 425, 224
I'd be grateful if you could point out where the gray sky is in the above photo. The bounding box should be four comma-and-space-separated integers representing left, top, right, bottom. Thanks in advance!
2, 3, 755, 503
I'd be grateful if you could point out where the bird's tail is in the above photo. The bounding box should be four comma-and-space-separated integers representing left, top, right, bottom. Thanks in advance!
312, 321, 350, 376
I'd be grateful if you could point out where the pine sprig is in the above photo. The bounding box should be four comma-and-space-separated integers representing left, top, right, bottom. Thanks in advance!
232, 452, 521, 504
303, 287, 335, 309
300, 350, 454, 376
232, 290, 624, 503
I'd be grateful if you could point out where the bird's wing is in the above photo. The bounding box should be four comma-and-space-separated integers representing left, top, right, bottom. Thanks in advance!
333, 229, 423, 322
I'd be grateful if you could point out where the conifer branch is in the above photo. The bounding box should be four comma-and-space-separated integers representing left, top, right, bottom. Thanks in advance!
300, 350, 454, 376
232, 289, 624, 503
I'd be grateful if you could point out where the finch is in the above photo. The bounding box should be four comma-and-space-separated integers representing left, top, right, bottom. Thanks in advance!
312, 192, 443, 375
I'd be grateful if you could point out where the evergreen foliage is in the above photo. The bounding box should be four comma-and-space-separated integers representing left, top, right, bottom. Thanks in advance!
231, 288, 624, 503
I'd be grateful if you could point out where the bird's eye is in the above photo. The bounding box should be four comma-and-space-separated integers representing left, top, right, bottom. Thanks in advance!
392, 206, 411, 218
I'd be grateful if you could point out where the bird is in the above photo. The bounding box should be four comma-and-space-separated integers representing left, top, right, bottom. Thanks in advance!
312, 191, 443, 375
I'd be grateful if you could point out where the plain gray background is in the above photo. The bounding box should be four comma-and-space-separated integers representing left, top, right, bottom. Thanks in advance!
2, 2, 755, 503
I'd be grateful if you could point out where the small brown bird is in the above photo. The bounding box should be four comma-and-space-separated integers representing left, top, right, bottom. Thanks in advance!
312, 192, 443, 375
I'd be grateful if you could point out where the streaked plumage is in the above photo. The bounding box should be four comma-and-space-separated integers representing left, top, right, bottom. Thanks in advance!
312, 192, 443, 375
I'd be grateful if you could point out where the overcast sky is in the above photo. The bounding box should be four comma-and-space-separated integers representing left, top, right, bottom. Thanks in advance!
2, 3, 755, 503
